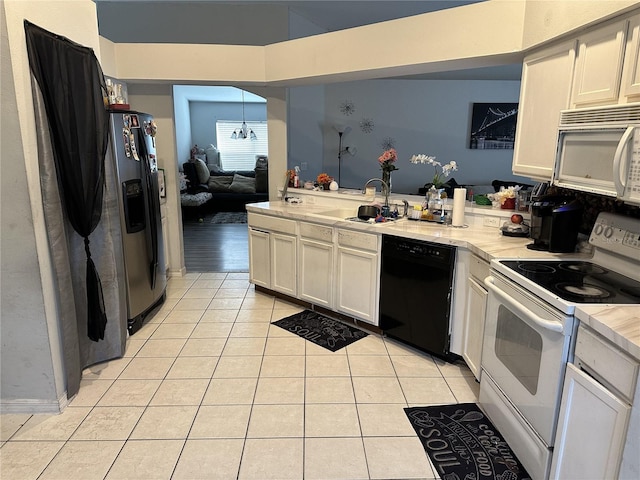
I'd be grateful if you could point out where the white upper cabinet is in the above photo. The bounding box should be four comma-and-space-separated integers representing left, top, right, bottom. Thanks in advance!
571, 19, 628, 107
621, 13, 640, 102
512, 40, 576, 180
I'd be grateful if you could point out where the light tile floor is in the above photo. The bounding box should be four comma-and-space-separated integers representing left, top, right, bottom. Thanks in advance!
0, 272, 479, 480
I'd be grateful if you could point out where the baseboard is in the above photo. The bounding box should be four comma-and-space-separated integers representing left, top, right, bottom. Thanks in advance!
167, 266, 187, 277
1, 392, 69, 414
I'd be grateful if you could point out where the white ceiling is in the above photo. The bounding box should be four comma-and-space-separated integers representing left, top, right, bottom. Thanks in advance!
96, 0, 521, 80
255, 0, 484, 32
95, 0, 484, 34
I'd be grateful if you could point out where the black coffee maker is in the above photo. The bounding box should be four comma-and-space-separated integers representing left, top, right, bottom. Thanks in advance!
527, 194, 582, 252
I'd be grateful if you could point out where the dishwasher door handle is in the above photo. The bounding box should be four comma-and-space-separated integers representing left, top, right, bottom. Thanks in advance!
484, 276, 564, 333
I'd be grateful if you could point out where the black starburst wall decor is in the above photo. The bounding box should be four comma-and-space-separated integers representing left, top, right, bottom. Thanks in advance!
360, 118, 374, 133
339, 100, 355, 116
380, 136, 396, 150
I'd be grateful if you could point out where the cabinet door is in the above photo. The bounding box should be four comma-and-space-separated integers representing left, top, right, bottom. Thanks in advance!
462, 277, 487, 381
335, 246, 378, 324
249, 228, 270, 288
299, 238, 333, 308
271, 233, 297, 296
550, 363, 630, 480
621, 14, 640, 101
572, 20, 627, 107
512, 40, 576, 180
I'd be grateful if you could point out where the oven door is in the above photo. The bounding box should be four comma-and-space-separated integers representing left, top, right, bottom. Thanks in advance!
482, 273, 574, 446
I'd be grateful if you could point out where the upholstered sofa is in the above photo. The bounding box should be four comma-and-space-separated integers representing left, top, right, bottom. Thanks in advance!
181, 158, 268, 213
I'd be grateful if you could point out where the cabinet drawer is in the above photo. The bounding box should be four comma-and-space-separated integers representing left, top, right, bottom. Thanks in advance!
248, 213, 296, 235
300, 222, 333, 242
337, 229, 378, 251
574, 325, 639, 401
469, 254, 490, 283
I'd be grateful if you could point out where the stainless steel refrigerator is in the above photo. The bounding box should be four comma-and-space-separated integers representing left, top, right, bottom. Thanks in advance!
107, 110, 166, 334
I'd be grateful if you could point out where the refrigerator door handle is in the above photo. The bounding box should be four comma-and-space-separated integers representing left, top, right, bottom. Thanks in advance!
137, 129, 159, 289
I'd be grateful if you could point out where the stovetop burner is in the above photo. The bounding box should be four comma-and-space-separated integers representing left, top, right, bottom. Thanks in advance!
558, 262, 607, 275
499, 260, 640, 305
518, 264, 556, 274
556, 282, 611, 300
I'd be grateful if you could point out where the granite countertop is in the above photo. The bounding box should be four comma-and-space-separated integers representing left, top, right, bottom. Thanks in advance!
247, 200, 640, 362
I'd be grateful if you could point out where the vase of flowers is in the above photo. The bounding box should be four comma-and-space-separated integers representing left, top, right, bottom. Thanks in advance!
286, 169, 296, 187
409, 154, 458, 196
316, 173, 333, 190
378, 148, 398, 193
489, 186, 521, 209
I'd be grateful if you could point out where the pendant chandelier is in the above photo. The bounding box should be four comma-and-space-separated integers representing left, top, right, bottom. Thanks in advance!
231, 91, 257, 140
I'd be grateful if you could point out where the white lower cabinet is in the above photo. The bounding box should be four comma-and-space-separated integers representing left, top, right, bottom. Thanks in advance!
462, 277, 487, 380
462, 254, 489, 380
248, 213, 297, 295
271, 232, 297, 296
335, 229, 379, 325
551, 324, 639, 479
248, 228, 270, 288
550, 364, 631, 480
248, 215, 381, 324
298, 223, 334, 307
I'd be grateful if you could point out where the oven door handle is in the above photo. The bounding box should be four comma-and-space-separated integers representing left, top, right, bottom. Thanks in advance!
484, 276, 564, 333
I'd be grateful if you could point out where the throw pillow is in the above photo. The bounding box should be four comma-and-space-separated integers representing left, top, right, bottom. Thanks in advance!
194, 158, 210, 184
210, 165, 227, 175
205, 144, 220, 168
255, 155, 268, 169
229, 174, 256, 194
255, 168, 268, 193
208, 176, 234, 192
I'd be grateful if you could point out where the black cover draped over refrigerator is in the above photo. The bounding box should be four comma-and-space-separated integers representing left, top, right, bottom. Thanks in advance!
24, 21, 110, 341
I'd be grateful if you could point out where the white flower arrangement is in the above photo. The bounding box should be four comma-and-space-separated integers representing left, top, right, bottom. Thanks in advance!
409, 154, 458, 187
489, 185, 522, 205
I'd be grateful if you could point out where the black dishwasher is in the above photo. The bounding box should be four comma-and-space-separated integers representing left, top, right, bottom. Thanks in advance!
380, 235, 457, 360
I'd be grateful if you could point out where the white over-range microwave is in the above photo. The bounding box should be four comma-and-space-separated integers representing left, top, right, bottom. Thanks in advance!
554, 102, 640, 205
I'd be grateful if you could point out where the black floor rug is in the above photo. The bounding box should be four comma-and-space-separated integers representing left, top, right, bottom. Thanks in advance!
272, 310, 368, 352
210, 212, 247, 224
405, 403, 532, 480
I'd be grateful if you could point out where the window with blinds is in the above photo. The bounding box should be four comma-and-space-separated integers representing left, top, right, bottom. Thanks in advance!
216, 121, 268, 171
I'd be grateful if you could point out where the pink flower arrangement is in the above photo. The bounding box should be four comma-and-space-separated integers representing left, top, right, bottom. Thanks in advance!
378, 148, 398, 173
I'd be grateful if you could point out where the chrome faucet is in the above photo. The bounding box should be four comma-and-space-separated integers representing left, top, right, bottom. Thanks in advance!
362, 178, 390, 207
281, 171, 289, 202
401, 199, 409, 217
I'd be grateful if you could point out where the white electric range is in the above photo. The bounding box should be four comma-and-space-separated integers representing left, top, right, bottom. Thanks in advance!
480, 212, 640, 480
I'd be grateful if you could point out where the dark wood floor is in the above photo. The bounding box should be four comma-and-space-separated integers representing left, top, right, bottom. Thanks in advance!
182, 216, 249, 272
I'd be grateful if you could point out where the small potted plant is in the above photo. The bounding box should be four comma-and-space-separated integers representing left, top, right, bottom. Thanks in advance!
286, 169, 296, 187
316, 173, 333, 190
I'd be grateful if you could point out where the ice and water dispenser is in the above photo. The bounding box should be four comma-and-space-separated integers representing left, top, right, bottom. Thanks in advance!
122, 179, 146, 233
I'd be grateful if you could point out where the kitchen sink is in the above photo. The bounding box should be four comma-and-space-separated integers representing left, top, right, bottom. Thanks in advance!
315, 208, 405, 224
315, 208, 358, 219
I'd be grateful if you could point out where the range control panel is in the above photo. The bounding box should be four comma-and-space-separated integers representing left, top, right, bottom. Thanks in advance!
589, 212, 640, 254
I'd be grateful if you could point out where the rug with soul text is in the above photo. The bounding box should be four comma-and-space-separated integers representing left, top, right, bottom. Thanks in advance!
210, 212, 247, 224
272, 310, 368, 352
404, 403, 532, 480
